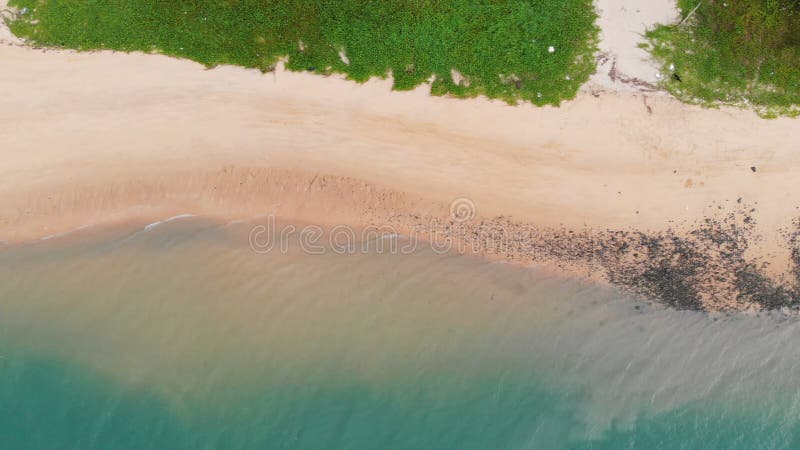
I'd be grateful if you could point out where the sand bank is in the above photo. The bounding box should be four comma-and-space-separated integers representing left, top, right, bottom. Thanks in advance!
2, 25, 800, 309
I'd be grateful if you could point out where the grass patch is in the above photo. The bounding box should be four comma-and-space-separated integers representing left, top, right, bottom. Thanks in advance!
643, 0, 800, 117
6, 0, 598, 106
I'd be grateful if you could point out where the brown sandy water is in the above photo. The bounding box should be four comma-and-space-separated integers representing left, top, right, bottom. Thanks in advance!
2, 216, 800, 448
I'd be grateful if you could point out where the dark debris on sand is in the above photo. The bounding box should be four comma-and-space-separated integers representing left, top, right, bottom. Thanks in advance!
411, 205, 800, 312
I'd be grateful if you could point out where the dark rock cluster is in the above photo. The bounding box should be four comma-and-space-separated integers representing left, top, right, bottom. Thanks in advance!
410, 206, 800, 312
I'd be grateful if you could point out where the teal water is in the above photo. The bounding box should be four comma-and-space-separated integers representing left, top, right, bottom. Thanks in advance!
1, 217, 799, 449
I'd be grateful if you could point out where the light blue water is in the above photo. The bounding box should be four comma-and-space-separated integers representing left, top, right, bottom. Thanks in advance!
1, 217, 799, 449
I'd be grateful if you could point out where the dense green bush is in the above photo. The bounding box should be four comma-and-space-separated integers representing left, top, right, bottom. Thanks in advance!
645, 0, 800, 117
7, 0, 598, 106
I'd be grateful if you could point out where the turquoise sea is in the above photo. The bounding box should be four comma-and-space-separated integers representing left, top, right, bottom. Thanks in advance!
1, 217, 799, 449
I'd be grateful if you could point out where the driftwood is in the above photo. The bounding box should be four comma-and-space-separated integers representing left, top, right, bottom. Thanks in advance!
679, 1, 704, 26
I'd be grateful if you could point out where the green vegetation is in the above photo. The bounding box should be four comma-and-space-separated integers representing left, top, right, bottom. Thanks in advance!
6, 0, 598, 106
644, 0, 800, 117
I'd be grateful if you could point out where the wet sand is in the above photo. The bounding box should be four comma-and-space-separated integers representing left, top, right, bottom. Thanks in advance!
2, 29, 800, 310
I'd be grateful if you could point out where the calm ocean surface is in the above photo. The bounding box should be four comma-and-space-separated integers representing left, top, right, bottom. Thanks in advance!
1, 217, 799, 449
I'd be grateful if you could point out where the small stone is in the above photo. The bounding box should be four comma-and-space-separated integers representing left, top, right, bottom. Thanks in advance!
338, 49, 350, 65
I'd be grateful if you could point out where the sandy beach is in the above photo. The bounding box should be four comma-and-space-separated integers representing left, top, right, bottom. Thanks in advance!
8, 3, 800, 448
2, 6, 800, 310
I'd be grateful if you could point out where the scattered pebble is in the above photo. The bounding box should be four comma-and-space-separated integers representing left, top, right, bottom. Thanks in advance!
414, 202, 796, 311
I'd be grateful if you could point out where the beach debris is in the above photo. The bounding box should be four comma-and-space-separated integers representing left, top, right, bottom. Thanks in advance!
20, 7, 29, 15
679, 1, 704, 26
565, 75, 571, 81
338, 49, 350, 65
643, 96, 652, 114
450, 69, 469, 87
672, 73, 682, 82
655, 72, 663, 80
498, 73, 521, 86
751, 166, 757, 173
298, 40, 305, 52
414, 200, 799, 311
548, 46, 555, 54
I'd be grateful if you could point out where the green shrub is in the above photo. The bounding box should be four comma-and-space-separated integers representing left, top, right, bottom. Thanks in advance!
7, 0, 599, 106
645, 0, 800, 117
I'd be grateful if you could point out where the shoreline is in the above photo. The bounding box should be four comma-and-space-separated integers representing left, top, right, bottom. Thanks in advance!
3, 35, 800, 311
2, 164, 799, 312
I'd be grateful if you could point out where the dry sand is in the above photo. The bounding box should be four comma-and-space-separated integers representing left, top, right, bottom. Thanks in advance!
2, 5, 800, 309
590, 0, 679, 90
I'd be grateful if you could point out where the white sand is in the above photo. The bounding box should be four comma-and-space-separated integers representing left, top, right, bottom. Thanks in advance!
0, 0, 22, 46
1, 0, 799, 289
590, 0, 679, 90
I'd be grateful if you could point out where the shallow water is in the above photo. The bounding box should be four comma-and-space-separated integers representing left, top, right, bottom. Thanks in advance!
1, 217, 799, 449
